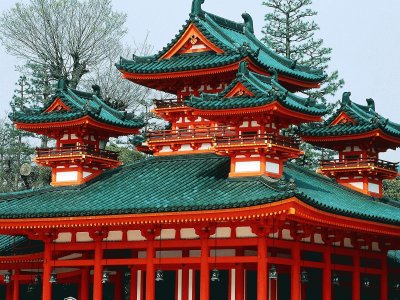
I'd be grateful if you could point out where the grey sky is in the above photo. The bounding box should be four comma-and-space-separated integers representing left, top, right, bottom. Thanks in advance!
1, 0, 399, 161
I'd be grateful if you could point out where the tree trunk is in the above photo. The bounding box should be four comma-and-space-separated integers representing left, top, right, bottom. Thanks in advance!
285, 12, 291, 58
13, 133, 22, 191
69, 61, 88, 89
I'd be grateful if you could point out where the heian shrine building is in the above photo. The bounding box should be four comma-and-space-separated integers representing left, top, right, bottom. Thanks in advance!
1, 1, 400, 299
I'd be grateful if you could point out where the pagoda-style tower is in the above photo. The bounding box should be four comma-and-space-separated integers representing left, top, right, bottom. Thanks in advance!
116, 0, 325, 156
10, 81, 144, 186
300, 92, 400, 197
185, 62, 327, 177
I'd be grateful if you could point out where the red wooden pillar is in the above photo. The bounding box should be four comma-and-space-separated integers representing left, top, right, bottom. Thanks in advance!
181, 267, 189, 300
80, 267, 90, 300
301, 284, 306, 300
114, 271, 123, 300
235, 248, 244, 300
130, 267, 137, 300
352, 250, 360, 300
200, 236, 210, 300
6, 283, 13, 300
146, 239, 155, 300
257, 236, 268, 300
291, 241, 300, 300
236, 264, 245, 300
380, 252, 388, 300
93, 240, 103, 300
13, 270, 19, 300
42, 240, 53, 300
323, 247, 332, 300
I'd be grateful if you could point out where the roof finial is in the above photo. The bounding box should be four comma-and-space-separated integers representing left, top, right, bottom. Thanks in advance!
366, 98, 375, 112
269, 68, 278, 81
191, 0, 205, 16
341, 92, 352, 106
238, 61, 249, 77
57, 78, 68, 91
92, 84, 102, 98
242, 12, 254, 34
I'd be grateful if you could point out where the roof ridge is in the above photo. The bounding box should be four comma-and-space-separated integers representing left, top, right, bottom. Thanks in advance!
0, 184, 78, 201
203, 11, 244, 33
286, 162, 380, 200
91, 95, 126, 119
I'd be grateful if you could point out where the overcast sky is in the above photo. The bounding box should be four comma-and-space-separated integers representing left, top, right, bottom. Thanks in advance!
1, 0, 400, 161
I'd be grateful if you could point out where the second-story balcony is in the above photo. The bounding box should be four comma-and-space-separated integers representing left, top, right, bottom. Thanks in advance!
153, 98, 186, 110
35, 146, 119, 162
214, 134, 301, 151
319, 158, 399, 175
147, 126, 236, 144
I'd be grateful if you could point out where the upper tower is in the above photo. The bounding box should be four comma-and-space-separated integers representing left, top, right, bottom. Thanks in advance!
300, 92, 400, 197
120, 0, 326, 158
116, 1, 325, 94
10, 81, 144, 186
186, 62, 327, 177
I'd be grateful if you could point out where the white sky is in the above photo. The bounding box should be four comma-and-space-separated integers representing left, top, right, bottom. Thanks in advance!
0, 0, 399, 161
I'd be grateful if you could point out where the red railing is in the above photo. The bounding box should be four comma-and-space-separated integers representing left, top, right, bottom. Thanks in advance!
147, 126, 236, 141
36, 146, 119, 161
215, 134, 301, 149
154, 98, 186, 109
320, 159, 399, 172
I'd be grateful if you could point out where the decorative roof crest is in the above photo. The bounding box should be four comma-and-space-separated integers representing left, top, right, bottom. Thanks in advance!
57, 78, 69, 91
242, 12, 254, 34
92, 84, 102, 98
269, 68, 278, 81
341, 92, 352, 106
366, 98, 375, 112
191, 0, 205, 16
238, 61, 249, 77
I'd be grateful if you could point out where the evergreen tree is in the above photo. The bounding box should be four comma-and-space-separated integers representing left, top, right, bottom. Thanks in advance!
0, 117, 34, 192
262, 0, 344, 104
262, 0, 342, 169
383, 178, 400, 200
3, 74, 52, 192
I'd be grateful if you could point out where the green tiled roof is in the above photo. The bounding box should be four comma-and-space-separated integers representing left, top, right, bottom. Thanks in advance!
118, 53, 242, 74
0, 154, 399, 225
300, 92, 400, 139
0, 235, 42, 256
10, 83, 144, 129
388, 251, 400, 265
116, 9, 325, 83
186, 63, 327, 116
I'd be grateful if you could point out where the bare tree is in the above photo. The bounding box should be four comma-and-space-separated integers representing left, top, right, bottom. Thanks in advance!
0, 0, 127, 88
83, 34, 170, 130
83, 35, 155, 111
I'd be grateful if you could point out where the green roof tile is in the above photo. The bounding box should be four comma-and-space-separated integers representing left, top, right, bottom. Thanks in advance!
10, 86, 144, 129
0, 154, 399, 225
186, 64, 327, 116
301, 93, 400, 139
0, 235, 42, 256
116, 10, 325, 83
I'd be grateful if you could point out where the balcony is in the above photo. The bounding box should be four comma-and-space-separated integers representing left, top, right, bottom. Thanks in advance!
147, 126, 236, 143
320, 159, 399, 173
153, 98, 186, 109
36, 146, 119, 161
215, 134, 301, 150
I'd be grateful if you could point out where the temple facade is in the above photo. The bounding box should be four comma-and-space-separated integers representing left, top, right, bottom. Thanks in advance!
0, 1, 400, 300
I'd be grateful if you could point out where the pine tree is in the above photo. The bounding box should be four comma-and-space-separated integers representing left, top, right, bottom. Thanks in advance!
262, 0, 344, 104
262, 0, 342, 169
383, 178, 400, 200
2, 72, 53, 192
